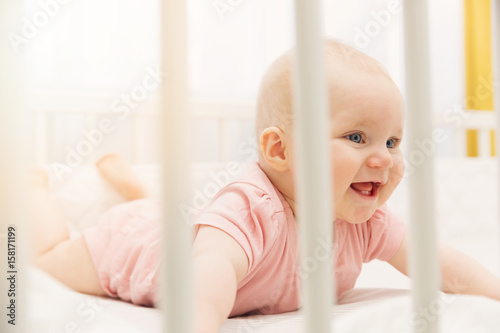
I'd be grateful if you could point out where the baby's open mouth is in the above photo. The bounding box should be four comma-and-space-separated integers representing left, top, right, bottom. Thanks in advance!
350, 182, 380, 197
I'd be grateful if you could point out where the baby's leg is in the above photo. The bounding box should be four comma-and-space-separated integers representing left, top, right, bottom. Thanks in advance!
30, 167, 69, 256
36, 237, 107, 296
96, 153, 149, 201
31, 168, 106, 296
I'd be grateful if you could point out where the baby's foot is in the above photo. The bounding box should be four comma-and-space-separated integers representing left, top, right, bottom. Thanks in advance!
96, 154, 149, 201
30, 167, 49, 188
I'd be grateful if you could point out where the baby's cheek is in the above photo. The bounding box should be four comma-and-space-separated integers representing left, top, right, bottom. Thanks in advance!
332, 164, 351, 186
330, 174, 348, 204
391, 153, 405, 182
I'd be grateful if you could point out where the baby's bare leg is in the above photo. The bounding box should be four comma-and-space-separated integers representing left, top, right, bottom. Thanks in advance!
30, 167, 70, 256
36, 237, 106, 296
96, 153, 149, 201
30, 168, 106, 296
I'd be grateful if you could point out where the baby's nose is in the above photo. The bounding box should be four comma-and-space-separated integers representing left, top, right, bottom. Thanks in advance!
366, 147, 393, 170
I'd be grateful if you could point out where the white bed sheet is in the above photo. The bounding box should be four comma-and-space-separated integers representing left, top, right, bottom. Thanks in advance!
30, 157, 500, 332
28, 265, 500, 332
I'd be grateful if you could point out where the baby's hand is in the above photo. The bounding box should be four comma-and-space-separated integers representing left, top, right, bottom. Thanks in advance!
192, 225, 249, 332
387, 229, 500, 301
439, 243, 500, 301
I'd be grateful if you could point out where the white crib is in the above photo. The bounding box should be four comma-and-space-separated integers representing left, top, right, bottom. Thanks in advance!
1, 1, 500, 333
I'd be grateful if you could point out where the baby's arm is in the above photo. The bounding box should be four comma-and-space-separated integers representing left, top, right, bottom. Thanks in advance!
191, 225, 249, 333
388, 227, 500, 301
438, 243, 500, 300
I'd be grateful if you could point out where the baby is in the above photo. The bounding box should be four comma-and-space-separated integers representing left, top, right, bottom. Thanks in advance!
33, 40, 500, 333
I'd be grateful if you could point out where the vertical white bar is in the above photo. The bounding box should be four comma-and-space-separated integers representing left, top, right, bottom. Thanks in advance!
456, 128, 467, 157
479, 127, 489, 157
292, 1, 333, 332
132, 113, 140, 163
222, 120, 233, 161
493, 0, 500, 273
403, 1, 441, 333
0, 1, 29, 333
35, 111, 48, 165
218, 119, 230, 161
160, 0, 192, 333
85, 112, 98, 163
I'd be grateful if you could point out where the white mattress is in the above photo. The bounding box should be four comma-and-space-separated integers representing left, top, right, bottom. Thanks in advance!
29, 157, 500, 332
28, 265, 500, 332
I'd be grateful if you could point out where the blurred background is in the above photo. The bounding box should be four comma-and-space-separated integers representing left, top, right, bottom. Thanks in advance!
22, 0, 483, 166
15, 0, 499, 283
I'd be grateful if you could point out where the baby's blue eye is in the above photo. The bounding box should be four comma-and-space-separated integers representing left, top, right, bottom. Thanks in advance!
386, 139, 395, 148
347, 133, 362, 143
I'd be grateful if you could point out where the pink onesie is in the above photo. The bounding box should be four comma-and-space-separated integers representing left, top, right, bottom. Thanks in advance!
83, 162, 405, 315
83, 198, 162, 306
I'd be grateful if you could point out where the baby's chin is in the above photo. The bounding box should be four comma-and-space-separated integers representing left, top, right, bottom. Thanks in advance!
335, 207, 378, 224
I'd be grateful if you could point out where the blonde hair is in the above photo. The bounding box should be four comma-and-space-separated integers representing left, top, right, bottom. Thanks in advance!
255, 39, 390, 138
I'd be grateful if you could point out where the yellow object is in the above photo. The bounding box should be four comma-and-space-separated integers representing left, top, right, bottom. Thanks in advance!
464, 0, 493, 111
466, 129, 479, 157
464, 0, 493, 157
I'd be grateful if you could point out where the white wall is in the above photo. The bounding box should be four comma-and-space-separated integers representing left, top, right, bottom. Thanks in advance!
22, 0, 468, 166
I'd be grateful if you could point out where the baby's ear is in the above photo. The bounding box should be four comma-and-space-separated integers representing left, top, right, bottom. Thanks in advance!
259, 127, 290, 172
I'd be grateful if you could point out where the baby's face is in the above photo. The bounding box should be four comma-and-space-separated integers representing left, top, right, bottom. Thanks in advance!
328, 70, 405, 223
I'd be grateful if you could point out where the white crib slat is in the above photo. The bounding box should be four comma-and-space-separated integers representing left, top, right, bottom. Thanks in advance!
84, 112, 98, 162
218, 119, 230, 161
132, 113, 141, 163
493, 0, 500, 273
0, 1, 30, 332
293, 1, 334, 332
160, 0, 193, 332
35, 111, 48, 164
403, 1, 441, 332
